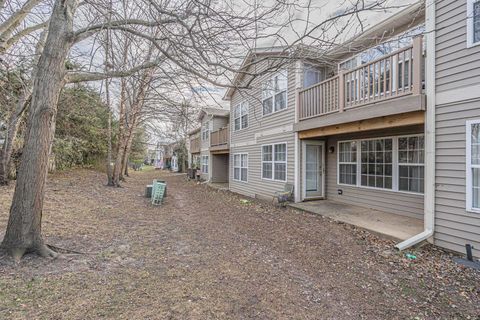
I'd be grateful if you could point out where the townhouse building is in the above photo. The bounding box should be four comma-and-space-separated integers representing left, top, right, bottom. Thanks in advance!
225, 2, 426, 210
214, 0, 480, 258
189, 108, 230, 183
188, 127, 201, 170
224, 47, 300, 199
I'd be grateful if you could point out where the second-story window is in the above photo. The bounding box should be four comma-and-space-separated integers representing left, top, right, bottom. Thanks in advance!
202, 121, 210, 141
303, 64, 324, 88
468, 0, 480, 47
262, 71, 287, 116
234, 102, 248, 131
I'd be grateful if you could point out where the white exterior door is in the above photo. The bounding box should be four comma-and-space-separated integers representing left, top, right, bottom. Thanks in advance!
302, 141, 325, 199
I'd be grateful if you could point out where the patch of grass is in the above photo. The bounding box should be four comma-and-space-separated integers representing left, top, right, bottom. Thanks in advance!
140, 165, 155, 172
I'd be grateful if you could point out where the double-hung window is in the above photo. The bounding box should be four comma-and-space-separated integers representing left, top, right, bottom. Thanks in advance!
467, 0, 480, 47
360, 138, 393, 189
338, 141, 357, 185
233, 154, 248, 182
467, 120, 480, 212
234, 102, 248, 131
398, 135, 424, 193
202, 121, 210, 141
201, 155, 209, 174
262, 71, 287, 116
262, 143, 287, 181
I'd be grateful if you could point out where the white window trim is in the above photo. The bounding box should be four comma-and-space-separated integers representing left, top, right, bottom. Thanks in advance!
467, 0, 480, 48
261, 70, 288, 117
337, 134, 425, 195
337, 140, 357, 186
466, 120, 480, 213
201, 155, 209, 174
201, 121, 210, 141
233, 102, 248, 131
261, 142, 288, 182
398, 135, 425, 193
233, 153, 248, 182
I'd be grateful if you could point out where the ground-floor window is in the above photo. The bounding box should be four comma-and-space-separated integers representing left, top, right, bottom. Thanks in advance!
338, 141, 357, 185
201, 155, 209, 174
338, 134, 424, 194
467, 120, 480, 212
233, 153, 248, 182
262, 143, 287, 181
360, 138, 393, 189
398, 135, 424, 193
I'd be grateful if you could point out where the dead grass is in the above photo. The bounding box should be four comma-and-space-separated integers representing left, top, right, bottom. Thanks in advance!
0, 168, 479, 319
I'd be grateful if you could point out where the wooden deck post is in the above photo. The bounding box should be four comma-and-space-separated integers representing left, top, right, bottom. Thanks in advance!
338, 71, 345, 112
412, 36, 423, 95
295, 88, 301, 120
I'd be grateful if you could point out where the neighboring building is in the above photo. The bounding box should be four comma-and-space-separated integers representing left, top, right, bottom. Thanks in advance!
162, 141, 188, 172
187, 128, 201, 170
197, 108, 230, 182
426, 0, 480, 257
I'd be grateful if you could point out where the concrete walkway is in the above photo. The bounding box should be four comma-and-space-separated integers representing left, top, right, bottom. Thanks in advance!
289, 200, 423, 242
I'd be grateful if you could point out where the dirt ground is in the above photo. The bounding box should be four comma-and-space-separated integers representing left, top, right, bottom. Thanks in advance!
0, 168, 479, 320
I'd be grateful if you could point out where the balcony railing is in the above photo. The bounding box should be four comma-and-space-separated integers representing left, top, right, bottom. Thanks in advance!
298, 36, 424, 121
210, 126, 229, 148
190, 137, 200, 154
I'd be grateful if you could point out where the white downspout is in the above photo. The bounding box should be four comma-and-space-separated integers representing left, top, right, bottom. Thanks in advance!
294, 59, 303, 203
396, 0, 436, 251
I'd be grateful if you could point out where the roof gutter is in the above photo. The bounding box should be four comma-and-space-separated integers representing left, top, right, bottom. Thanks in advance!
396, 0, 435, 251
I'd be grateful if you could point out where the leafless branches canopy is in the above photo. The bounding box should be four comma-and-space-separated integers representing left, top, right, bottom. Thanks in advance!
0, 0, 402, 260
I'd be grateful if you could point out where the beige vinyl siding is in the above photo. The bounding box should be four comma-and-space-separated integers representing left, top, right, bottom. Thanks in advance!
212, 116, 228, 131
230, 133, 295, 200
229, 60, 297, 145
433, 0, 480, 257
211, 154, 229, 183
434, 99, 480, 257
323, 126, 425, 220
229, 59, 297, 199
435, 0, 480, 92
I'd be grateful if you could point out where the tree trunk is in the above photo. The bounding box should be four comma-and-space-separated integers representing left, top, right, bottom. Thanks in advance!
104, 24, 114, 186
112, 80, 127, 186
105, 79, 114, 186
0, 29, 47, 185
1, 0, 77, 261
0, 92, 29, 185
123, 146, 126, 177
121, 127, 136, 178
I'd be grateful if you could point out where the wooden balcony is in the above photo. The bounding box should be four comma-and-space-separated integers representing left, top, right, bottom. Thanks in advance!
296, 36, 425, 133
210, 126, 229, 153
190, 137, 200, 154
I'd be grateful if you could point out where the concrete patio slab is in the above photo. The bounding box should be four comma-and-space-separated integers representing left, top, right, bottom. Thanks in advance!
289, 200, 424, 242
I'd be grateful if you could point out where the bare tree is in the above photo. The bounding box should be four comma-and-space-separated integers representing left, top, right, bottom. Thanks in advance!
0, 0, 49, 185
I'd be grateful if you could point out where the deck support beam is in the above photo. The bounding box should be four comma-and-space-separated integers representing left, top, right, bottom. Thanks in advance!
298, 111, 425, 139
